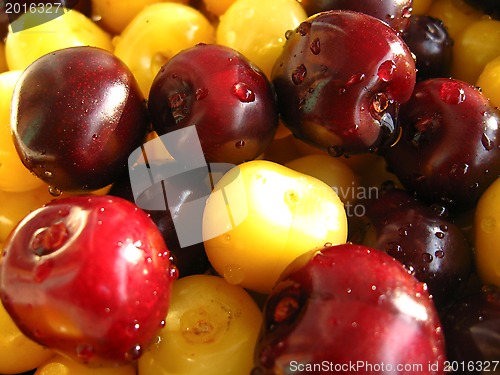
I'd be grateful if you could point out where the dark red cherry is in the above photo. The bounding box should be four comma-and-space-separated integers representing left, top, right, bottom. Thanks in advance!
297, 0, 413, 34
0, 195, 176, 366
148, 43, 279, 165
402, 16, 454, 81
383, 78, 500, 210
253, 243, 446, 374
360, 188, 473, 306
272, 11, 416, 156
10, 46, 150, 192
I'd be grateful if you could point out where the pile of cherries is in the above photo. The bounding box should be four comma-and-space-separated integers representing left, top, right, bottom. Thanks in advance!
0, 0, 499, 374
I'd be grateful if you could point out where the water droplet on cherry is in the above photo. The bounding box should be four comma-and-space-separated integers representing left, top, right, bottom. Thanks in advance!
422, 253, 433, 263
232, 82, 255, 103
378, 60, 397, 82
439, 81, 466, 104
310, 38, 321, 55
235, 140, 245, 148
292, 64, 307, 85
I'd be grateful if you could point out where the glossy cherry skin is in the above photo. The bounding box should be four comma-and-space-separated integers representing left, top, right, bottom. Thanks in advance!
383, 78, 500, 211
297, 0, 413, 34
272, 11, 416, 156
253, 243, 446, 374
0, 195, 177, 366
148, 43, 279, 165
11, 46, 150, 192
360, 188, 473, 307
441, 285, 500, 373
402, 16, 454, 81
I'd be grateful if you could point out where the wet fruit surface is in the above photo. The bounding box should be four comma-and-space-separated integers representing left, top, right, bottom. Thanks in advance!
253, 243, 446, 374
272, 11, 416, 155
10, 46, 150, 193
0, 195, 177, 366
360, 188, 473, 306
384, 78, 500, 210
148, 43, 279, 165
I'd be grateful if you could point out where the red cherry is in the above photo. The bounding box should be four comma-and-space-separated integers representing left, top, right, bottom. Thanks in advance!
0, 195, 177, 366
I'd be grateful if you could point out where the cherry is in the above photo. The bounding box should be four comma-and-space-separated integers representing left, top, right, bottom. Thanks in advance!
383, 78, 500, 211
253, 243, 446, 374
272, 11, 416, 156
148, 43, 279, 165
402, 16, 454, 81
360, 188, 473, 307
0, 195, 177, 366
10, 46, 150, 192
297, 0, 413, 34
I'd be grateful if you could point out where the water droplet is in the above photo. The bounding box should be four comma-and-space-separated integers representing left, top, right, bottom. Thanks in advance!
435, 250, 444, 259
435, 231, 445, 239
449, 163, 469, 178
385, 241, 402, 256
168, 264, 179, 280
324, 242, 333, 247
439, 224, 448, 232
235, 140, 245, 148
402, 6, 412, 18
346, 73, 366, 86
371, 285, 377, 291
224, 264, 245, 285
378, 60, 397, 82
44, 170, 53, 178
232, 82, 255, 102
481, 133, 494, 151
159, 320, 166, 328
76, 344, 95, 362
327, 145, 344, 157
125, 345, 142, 361
298, 21, 311, 36
422, 253, 433, 263
292, 64, 307, 85
346, 288, 352, 294
285, 29, 293, 40
398, 228, 408, 236
91, 133, 98, 141
310, 38, 321, 55
195, 87, 209, 101
440, 81, 466, 104
48, 186, 62, 197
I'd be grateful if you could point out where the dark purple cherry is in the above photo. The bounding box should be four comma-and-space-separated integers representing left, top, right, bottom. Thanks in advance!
272, 11, 416, 156
11, 46, 150, 192
148, 43, 279, 165
402, 16, 454, 81
441, 285, 500, 373
297, 0, 413, 34
383, 78, 500, 210
253, 243, 445, 374
360, 188, 473, 306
